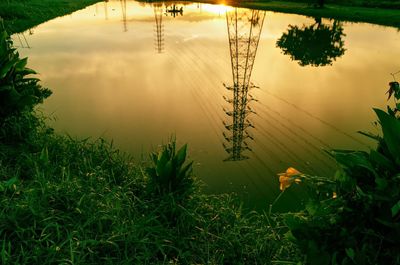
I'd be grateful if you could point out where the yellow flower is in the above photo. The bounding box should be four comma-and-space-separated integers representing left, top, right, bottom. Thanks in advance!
278, 167, 302, 191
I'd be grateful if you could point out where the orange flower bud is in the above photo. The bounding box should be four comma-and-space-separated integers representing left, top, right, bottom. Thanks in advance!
278, 167, 302, 191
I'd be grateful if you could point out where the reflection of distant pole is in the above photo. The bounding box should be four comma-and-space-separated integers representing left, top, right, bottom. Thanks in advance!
223, 9, 265, 161
153, 3, 164, 53
15, 33, 31, 49
120, 0, 127, 32
104, 0, 109, 20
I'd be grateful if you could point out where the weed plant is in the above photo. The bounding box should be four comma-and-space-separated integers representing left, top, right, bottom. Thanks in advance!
279, 80, 400, 264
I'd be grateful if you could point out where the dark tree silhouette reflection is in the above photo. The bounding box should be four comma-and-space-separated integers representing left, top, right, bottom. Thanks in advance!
276, 19, 346, 67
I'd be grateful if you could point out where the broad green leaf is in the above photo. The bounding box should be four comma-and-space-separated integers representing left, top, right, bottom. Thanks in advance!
15, 57, 27, 71
305, 201, 317, 215
356, 185, 369, 198
369, 150, 396, 172
375, 177, 388, 191
156, 149, 169, 176
331, 252, 337, 265
40, 147, 49, 164
357, 130, 380, 141
333, 169, 350, 183
175, 144, 187, 167
178, 161, 193, 179
18, 95, 37, 108
330, 149, 377, 177
150, 152, 157, 165
392, 200, 400, 217
5, 177, 17, 188
283, 231, 296, 241
21, 67, 37, 76
0, 57, 18, 79
345, 248, 355, 260
284, 213, 306, 230
159, 160, 173, 180
375, 218, 397, 228
21, 77, 40, 83
387, 106, 396, 116
374, 108, 400, 165
8, 87, 21, 102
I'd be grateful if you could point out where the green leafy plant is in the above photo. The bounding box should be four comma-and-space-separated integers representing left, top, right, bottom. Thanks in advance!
0, 20, 51, 124
278, 81, 400, 264
147, 139, 194, 196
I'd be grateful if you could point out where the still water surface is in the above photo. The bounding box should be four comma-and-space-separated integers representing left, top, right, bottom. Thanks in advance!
13, 0, 400, 210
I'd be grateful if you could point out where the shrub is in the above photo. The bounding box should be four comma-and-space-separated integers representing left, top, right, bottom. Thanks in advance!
0, 20, 51, 125
146, 139, 194, 197
280, 81, 400, 264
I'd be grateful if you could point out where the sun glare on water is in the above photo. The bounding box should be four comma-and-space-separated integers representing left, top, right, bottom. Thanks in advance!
200, 4, 234, 15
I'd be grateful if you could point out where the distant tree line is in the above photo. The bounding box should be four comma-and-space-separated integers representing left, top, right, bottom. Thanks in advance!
285, 0, 400, 9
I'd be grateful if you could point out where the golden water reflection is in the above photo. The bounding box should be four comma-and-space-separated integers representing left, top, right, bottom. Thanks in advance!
13, 0, 400, 210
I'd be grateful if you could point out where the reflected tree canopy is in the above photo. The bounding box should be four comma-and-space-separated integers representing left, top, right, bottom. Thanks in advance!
276, 19, 345, 67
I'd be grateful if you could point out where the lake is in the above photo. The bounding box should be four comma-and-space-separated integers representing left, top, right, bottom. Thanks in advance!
13, 0, 400, 211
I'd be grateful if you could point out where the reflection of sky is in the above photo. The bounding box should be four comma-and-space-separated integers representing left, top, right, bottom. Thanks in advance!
13, 0, 400, 210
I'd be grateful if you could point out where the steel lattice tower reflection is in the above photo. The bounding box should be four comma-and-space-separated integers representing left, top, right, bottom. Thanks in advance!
120, 0, 127, 32
153, 3, 164, 53
223, 8, 265, 161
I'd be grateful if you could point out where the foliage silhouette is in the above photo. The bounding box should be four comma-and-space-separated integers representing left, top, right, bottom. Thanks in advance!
147, 139, 194, 197
276, 19, 345, 67
279, 80, 400, 264
0, 20, 51, 124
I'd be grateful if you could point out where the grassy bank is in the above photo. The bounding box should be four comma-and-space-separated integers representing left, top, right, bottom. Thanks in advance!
268, 0, 400, 9
247, 1, 400, 28
278, 0, 400, 9
0, 0, 102, 34
182, 0, 400, 28
0, 123, 300, 264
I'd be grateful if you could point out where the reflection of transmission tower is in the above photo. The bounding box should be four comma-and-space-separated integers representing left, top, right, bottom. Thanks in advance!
120, 0, 127, 32
153, 3, 164, 53
223, 9, 266, 161
104, 0, 109, 20
15, 33, 31, 49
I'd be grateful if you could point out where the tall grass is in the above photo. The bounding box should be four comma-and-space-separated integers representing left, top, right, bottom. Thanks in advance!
0, 127, 301, 264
